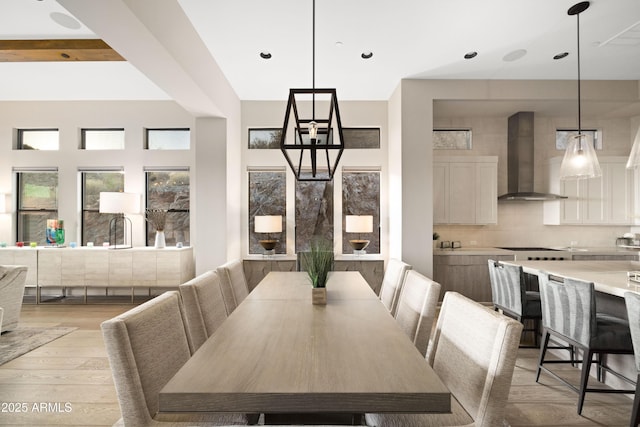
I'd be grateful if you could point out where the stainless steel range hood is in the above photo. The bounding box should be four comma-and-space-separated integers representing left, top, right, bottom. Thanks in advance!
498, 112, 567, 201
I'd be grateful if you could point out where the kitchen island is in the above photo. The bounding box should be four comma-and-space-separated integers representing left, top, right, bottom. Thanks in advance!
433, 247, 639, 303
503, 259, 640, 393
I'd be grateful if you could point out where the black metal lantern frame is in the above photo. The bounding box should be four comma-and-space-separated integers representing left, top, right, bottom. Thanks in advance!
280, 88, 345, 181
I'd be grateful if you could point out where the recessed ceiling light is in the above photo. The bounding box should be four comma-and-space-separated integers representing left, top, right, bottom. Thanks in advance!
260, 52, 272, 60
503, 49, 527, 62
554, 52, 569, 60
464, 51, 478, 59
49, 12, 81, 30
361, 51, 373, 59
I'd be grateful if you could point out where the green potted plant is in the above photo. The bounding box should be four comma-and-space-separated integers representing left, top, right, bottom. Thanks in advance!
302, 238, 334, 304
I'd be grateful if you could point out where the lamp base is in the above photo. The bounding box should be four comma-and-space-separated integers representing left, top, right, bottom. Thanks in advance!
259, 240, 278, 251
349, 240, 370, 251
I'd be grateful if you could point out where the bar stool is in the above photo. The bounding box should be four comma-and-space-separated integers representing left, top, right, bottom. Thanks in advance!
488, 259, 541, 347
624, 292, 640, 427
537, 272, 635, 415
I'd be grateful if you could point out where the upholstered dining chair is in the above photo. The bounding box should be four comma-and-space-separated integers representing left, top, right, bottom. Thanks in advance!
101, 291, 248, 426
178, 270, 228, 352
379, 258, 412, 316
366, 291, 523, 427
217, 259, 250, 315
393, 270, 441, 357
623, 292, 640, 427
537, 273, 634, 415
488, 259, 542, 347
0, 265, 28, 333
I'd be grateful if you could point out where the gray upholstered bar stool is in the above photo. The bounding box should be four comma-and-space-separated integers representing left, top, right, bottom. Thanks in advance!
624, 291, 640, 427
488, 259, 541, 347
537, 273, 635, 415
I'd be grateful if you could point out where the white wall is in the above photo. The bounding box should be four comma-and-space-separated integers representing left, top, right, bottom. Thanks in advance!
0, 100, 244, 275
396, 79, 640, 277
0, 101, 194, 245
241, 100, 389, 260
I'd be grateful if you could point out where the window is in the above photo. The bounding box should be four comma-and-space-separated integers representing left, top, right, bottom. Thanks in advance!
81, 129, 125, 150
295, 178, 333, 252
145, 169, 190, 246
433, 129, 472, 150
81, 171, 125, 245
342, 170, 380, 254
16, 170, 58, 244
145, 129, 190, 150
248, 128, 282, 149
17, 129, 59, 150
343, 128, 380, 149
248, 170, 286, 254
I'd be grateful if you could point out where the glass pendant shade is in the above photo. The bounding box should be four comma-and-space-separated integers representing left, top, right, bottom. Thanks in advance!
559, 133, 602, 180
626, 127, 640, 169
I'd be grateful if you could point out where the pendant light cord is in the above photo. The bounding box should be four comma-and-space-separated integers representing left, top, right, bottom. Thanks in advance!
312, 0, 315, 120
576, 11, 582, 135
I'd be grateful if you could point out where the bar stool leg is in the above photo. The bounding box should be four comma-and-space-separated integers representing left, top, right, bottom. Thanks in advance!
578, 349, 594, 415
631, 374, 640, 427
536, 330, 551, 382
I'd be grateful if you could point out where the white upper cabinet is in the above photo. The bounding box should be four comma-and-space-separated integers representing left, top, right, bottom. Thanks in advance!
434, 156, 498, 225
543, 157, 634, 225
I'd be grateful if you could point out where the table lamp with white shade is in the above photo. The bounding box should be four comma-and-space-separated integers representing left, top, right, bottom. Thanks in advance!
99, 192, 140, 249
345, 215, 373, 253
254, 215, 282, 254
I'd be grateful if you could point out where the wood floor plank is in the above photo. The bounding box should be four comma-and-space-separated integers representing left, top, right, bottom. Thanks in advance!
0, 302, 636, 426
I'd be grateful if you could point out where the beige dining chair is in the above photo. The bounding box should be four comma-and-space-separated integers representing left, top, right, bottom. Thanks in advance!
217, 259, 250, 314
394, 270, 441, 357
0, 265, 28, 333
101, 291, 249, 426
366, 291, 523, 427
379, 258, 412, 316
178, 270, 228, 352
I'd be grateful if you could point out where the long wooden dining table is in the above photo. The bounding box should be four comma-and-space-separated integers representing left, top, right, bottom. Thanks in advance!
158, 271, 450, 419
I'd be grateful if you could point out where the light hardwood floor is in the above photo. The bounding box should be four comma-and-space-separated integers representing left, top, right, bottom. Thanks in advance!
0, 303, 635, 426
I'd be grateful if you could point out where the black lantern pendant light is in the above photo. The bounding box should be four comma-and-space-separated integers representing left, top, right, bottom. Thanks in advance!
559, 1, 602, 180
280, 0, 344, 181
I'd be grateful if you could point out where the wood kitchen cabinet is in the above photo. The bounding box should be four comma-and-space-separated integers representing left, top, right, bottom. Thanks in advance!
433, 253, 514, 303
244, 258, 384, 294
243, 259, 297, 291
544, 157, 634, 225
433, 156, 498, 225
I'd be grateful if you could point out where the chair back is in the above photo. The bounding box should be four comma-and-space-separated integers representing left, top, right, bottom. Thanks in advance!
179, 270, 228, 352
216, 259, 250, 314
0, 265, 28, 332
624, 292, 640, 372
394, 270, 441, 357
101, 291, 192, 426
379, 258, 412, 316
428, 292, 523, 427
488, 259, 524, 317
538, 273, 595, 347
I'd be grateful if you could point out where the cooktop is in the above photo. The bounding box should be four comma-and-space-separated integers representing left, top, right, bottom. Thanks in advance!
497, 247, 561, 251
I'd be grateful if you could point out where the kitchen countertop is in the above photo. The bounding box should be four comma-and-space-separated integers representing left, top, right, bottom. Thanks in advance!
433, 247, 514, 256
434, 246, 640, 257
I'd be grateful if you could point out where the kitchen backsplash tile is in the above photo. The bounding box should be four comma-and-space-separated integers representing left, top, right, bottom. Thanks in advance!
434, 202, 628, 248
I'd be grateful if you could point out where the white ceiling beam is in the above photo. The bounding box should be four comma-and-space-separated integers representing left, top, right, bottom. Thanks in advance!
58, 0, 238, 118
